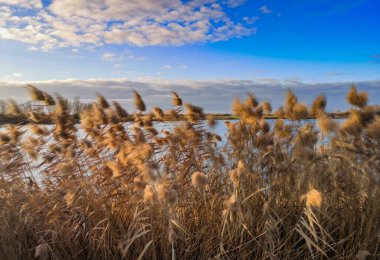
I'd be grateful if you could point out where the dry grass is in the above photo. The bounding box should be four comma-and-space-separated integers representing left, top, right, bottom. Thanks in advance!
0, 86, 379, 259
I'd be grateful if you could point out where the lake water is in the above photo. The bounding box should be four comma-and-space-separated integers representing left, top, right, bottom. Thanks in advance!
0, 118, 344, 143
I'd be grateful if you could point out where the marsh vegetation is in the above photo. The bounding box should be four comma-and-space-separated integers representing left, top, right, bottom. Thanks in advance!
0, 85, 379, 259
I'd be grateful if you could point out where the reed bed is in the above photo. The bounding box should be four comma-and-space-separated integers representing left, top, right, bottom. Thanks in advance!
0, 85, 379, 259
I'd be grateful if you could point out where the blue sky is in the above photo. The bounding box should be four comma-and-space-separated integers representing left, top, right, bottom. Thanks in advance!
0, 0, 379, 111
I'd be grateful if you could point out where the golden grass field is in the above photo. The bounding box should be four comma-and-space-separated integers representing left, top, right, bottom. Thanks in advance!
0, 85, 379, 259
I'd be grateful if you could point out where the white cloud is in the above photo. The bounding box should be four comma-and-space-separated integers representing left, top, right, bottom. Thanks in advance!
179, 64, 187, 69
0, 0, 42, 9
0, 0, 256, 50
27, 46, 38, 51
223, 0, 247, 8
114, 63, 123, 68
1, 78, 379, 113
0, 6, 11, 27
243, 16, 259, 24
259, 5, 273, 14
161, 65, 172, 69
101, 52, 116, 61
12, 72, 23, 77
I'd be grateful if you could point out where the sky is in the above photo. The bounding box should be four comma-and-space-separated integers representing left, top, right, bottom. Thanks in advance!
0, 0, 379, 112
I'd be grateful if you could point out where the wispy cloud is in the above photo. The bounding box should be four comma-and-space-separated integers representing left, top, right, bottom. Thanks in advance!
259, 5, 273, 14
243, 16, 259, 24
0, 0, 256, 50
124, 55, 146, 61
27, 46, 39, 51
160, 65, 172, 69
223, 0, 247, 8
101, 52, 116, 61
1, 78, 379, 112
12, 72, 23, 77
0, 0, 42, 9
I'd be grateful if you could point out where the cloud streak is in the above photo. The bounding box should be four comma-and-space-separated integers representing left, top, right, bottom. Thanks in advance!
1, 78, 379, 113
223, 0, 247, 8
259, 5, 273, 14
0, 0, 256, 50
101, 52, 116, 61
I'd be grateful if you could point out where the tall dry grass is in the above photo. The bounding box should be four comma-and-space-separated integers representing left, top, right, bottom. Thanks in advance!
0, 85, 379, 259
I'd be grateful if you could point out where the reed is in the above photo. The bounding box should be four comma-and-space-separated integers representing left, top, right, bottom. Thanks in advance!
0, 85, 379, 259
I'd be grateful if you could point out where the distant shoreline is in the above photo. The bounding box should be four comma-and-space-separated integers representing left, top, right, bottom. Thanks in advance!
0, 112, 352, 126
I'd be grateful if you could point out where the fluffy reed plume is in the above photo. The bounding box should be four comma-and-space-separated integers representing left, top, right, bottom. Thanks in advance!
165, 109, 179, 120
237, 160, 244, 172
133, 90, 146, 111
113, 101, 128, 119
172, 91, 182, 106
229, 168, 240, 189
366, 116, 380, 138
107, 110, 119, 125
97, 94, 110, 109
64, 191, 75, 207
184, 103, 204, 121
42, 92, 55, 106
274, 106, 285, 117
294, 124, 318, 147
157, 184, 178, 204
54, 96, 69, 116
27, 84, 44, 101
0, 85, 379, 260
225, 194, 239, 212
231, 98, 244, 116
310, 95, 326, 116
6, 99, 21, 116
340, 109, 362, 135
152, 107, 164, 120
105, 161, 122, 178
317, 112, 338, 134
145, 126, 158, 136
191, 171, 208, 188
93, 103, 107, 125
304, 188, 322, 209
285, 89, 298, 114
292, 102, 309, 120
245, 93, 258, 108
144, 185, 156, 204
261, 100, 272, 114
347, 85, 368, 108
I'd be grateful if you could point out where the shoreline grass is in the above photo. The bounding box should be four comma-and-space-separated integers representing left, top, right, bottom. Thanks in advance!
0, 85, 379, 259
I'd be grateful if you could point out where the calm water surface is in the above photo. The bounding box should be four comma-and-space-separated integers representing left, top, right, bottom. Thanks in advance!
0, 119, 345, 142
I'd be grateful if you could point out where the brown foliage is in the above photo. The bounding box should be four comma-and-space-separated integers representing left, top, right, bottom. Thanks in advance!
0, 86, 379, 259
